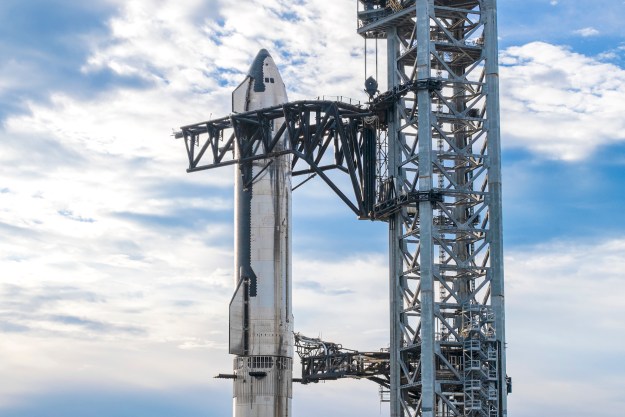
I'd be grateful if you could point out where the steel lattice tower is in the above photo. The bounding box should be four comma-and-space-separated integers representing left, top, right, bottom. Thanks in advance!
358, 1, 507, 416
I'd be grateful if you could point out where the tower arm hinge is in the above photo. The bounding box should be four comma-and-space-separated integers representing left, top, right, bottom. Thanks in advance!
373, 190, 443, 219
370, 78, 443, 112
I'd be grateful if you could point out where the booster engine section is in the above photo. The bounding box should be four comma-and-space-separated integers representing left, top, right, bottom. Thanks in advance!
229, 49, 293, 417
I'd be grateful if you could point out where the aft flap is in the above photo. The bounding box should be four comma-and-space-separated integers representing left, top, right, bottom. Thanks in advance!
228, 277, 247, 355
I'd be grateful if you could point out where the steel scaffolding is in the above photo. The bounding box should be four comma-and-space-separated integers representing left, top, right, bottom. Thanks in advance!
357, 1, 507, 416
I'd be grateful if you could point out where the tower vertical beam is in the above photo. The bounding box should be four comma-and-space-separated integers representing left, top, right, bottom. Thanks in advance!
387, 25, 403, 417
415, 1, 435, 417
483, 1, 507, 416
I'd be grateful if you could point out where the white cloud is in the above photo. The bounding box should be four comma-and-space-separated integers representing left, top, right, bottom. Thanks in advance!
574, 26, 600, 37
597, 44, 625, 62
505, 239, 625, 416
500, 42, 625, 160
293, 254, 389, 348
84, 0, 366, 101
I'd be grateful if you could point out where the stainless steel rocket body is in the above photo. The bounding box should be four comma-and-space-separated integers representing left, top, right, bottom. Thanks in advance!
229, 49, 293, 417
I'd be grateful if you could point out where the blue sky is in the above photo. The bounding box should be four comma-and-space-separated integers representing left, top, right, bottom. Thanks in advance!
1, 0, 625, 416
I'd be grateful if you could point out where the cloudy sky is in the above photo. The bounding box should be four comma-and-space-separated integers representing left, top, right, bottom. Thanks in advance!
1, 0, 625, 416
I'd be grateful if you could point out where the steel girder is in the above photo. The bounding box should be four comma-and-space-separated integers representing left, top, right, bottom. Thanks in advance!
177, 100, 378, 218
294, 333, 391, 388
357, 1, 507, 416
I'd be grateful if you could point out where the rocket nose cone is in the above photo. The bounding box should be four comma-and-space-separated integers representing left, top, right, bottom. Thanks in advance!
248, 49, 272, 77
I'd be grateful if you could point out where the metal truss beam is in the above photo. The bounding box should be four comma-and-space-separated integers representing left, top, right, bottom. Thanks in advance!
294, 333, 391, 388
177, 100, 378, 218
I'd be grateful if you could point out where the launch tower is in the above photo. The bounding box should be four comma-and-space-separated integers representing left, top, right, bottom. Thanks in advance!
357, 1, 508, 416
